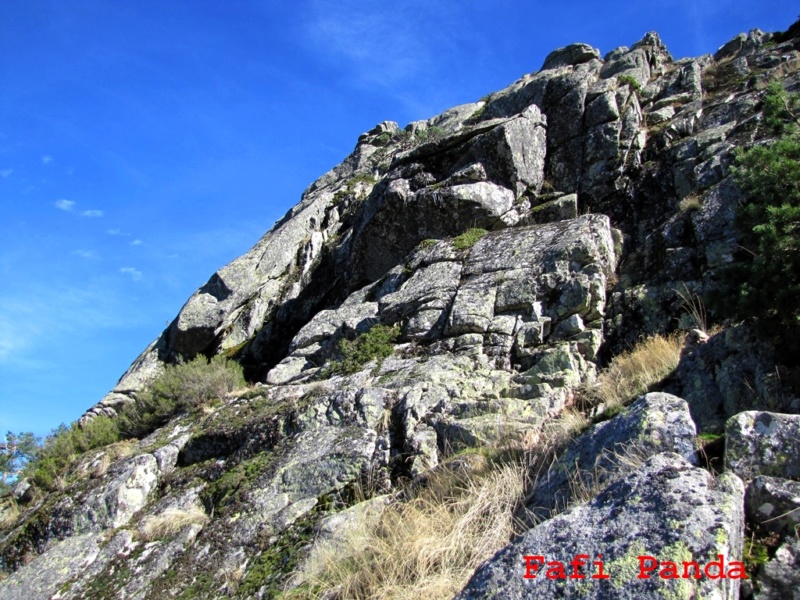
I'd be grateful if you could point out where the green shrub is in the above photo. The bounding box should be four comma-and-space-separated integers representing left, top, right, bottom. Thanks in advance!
617, 74, 641, 95
718, 81, 800, 332
452, 228, 488, 250
148, 355, 245, 411
26, 416, 121, 490
324, 324, 400, 376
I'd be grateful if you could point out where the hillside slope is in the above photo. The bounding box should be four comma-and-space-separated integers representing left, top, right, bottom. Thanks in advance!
3, 21, 800, 600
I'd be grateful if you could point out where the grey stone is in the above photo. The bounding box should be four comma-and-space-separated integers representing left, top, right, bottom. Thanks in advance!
0, 534, 104, 600
541, 43, 601, 70
746, 476, 800, 538
525, 393, 698, 520
726, 412, 800, 481
458, 453, 745, 600
755, 538, 800, 600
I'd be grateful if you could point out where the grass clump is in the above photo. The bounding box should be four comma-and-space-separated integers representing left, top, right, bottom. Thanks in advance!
323, 324, 400, 377
617, 74, 641, 95
580, 334, 683, 416
452, 228, 488, 250
27, 416, 121, 490
292, 459, 525, 600
139, 505, 209, 542
118, 354, 245, 439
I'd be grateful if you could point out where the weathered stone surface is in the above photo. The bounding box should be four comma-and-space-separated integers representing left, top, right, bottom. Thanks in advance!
755, 538, 800, 600
525, 393, 698, 520
541, 43, 601, 70
726, 412, 800, 481
671, 324, 795, 433
0, 533, 104, 600
746, 476, 800, 538
458, 453, 744, 600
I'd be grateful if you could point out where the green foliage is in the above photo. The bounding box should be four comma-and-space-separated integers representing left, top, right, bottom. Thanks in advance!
414, 125, 447, 143
617, 74, 641, 94
1, 432, 40, 492
25, 416, 120, 490
324, 324, 400, 377
762, 80, 800, 135
154, 355, 245, 410
417, 238, 438, 250
721, 83, 800, 330
452, 228, 488, 250
119, 354, 245, 438
333, 173, 378, 204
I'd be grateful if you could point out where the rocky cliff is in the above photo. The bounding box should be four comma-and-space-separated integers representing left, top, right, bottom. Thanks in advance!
2, 20, 800, 600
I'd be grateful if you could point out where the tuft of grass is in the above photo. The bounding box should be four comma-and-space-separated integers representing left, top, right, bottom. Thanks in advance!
452, 228, 488, 250
580, 334, 683, 415
675, 283, 708, 333
139, 505, 209, 542
0, 498, 20, 531
617, 74, 641, 95
293, 459, 525, 600
323, 324, 400, 377
678, 193, 703, 213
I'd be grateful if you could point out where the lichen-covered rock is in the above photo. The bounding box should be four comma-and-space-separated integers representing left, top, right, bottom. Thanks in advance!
754, 538, 800, 600
524, 393, 698, 520
746, 476, 800, 538
458, 453, 745, 600
0, 534, 104, 600
726, 411, 800, 481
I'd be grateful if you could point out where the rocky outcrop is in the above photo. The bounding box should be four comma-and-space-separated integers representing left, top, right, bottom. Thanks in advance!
4, 18, 800, 600
458, 453, 745, 600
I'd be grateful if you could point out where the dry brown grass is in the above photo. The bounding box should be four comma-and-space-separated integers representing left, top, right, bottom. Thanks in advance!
293, 458, 525, 600
139, 505, 209, 542
566, 442, 654, 507
580, 333, 683, 415
0, 498, 20, 531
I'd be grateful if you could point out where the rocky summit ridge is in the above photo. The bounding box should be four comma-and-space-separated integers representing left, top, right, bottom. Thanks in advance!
3, 20, 800, 600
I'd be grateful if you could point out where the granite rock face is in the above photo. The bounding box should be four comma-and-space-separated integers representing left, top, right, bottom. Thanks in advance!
4, 20, 800, 600
457, 453, 745, 600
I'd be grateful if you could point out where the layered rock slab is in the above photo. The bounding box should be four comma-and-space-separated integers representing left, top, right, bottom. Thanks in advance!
458, 453, 745, 600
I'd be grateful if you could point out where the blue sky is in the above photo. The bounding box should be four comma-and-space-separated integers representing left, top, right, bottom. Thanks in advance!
1, 1, 797, 438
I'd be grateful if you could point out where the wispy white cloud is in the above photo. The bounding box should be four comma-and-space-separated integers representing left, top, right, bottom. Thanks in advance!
73, 250, 98, 259
107, 228, 130, 236
55, 199, 103, 217
55, 199, 76, 211
120, 267, 143, 281
0, 283, 139, 366
131, 239, 143, 246
303, 0, 443, 87
41, 155, 53, 165
0, 168, 11, 178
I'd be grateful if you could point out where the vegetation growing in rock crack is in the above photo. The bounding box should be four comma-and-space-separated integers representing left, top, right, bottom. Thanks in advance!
578, 333, 683, 418
717, 79, 800, 340
617, 74, 641, 94
452, 227, 488, 250
322, 323, 400, 376
117, 354, 245, 438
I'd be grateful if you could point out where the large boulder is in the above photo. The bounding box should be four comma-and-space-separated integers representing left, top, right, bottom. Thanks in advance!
458, 453, 745, 600
726, 411, 800, 481
524, 393, 698, 520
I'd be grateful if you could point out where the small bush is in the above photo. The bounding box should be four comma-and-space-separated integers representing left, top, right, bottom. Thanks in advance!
452, 228, 488, 250
150, 355, 245, 410
26, 415, 121, 490
139, 505, 209, 542
717, 82, 800, 333
580, 334, 683, 414
324, 324, 400, 376
617, 74, 641, 94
